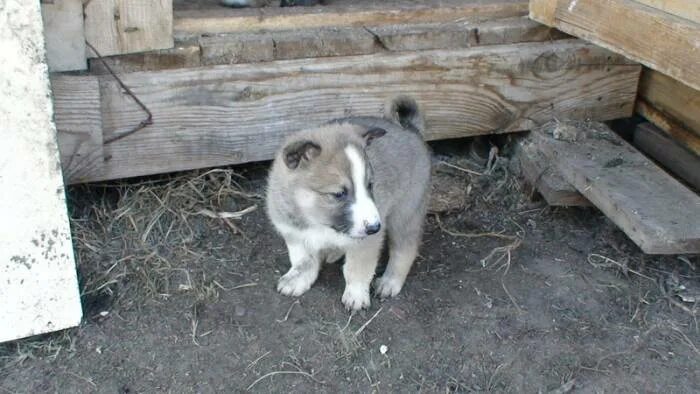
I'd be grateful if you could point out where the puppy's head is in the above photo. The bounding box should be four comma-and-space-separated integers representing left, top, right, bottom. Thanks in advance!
280, 124, 386, 239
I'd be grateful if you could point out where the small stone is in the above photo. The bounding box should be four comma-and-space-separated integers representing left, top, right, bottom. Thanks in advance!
380, 345, 388, 355
234, 305, 246, 317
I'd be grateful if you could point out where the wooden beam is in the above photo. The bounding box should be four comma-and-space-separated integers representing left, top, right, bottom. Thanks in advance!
50, 75, 105, 184
636, 100, 700, 156
89, 44, 201, 74
634, 0, 700, 24
529, 0, 700, 91
516, 137, 590, 206
40, 0, 87, 71
67, 39, 639, 182
367, 17, 568, 52
633, 122, 700, 191
533, 121, 700, 254
174, 0, 529, 35
638, 69, 700, 138
91, 17, 570, 73
84, 0, 174, 57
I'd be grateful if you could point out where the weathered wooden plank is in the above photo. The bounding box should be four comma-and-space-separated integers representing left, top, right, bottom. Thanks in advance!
85, 0, 174, 57
1, 0, 82, 343
40, 0, 87, 72
634, 0, 700, 24
50, 75, 105, 184
92, 17, 570, 73
367, 17, 568, 51
174, 0, 529, 35
80, 40, 640, 181
529, 0, 700, 91
636, 100, 700, 157
638, 69, 700, 138
516, 137, 589, 206
89, 44, 201, 74
634, 122, 700, 191
199, 34, 275, 65
534, 121, 700, 254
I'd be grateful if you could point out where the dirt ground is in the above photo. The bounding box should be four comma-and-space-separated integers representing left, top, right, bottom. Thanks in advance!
1, 139, 699, 393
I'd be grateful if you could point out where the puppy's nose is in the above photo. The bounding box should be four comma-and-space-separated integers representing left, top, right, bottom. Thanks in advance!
365, 222, 381, 235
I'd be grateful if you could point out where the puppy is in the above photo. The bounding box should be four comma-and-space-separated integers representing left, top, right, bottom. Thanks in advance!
266, 97, 431, 310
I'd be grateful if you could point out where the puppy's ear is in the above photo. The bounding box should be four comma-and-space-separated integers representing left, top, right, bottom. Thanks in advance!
283, 140, 321, 169
362, 127, 387, 146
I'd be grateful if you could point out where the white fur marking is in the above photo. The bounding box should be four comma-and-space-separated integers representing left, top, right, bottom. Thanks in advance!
344, 146, 380, 238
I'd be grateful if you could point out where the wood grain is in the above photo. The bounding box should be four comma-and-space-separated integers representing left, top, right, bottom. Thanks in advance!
174, 0, 528, 35
90, 17, 570, 73
638, 69, 700, 137
40, 0, 87, 72
634, 0, 700, 24
516, 137, 589, 206
635, 100, 700, 157
85, 40, 639, 181
50, 75, 105, 184
89, 45, 201, 75
529, 0, 700, 91
85, 0, 174, 57
534, 121, 700, 254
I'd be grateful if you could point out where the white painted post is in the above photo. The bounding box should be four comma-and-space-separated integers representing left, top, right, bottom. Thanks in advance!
0, 0, 83, 342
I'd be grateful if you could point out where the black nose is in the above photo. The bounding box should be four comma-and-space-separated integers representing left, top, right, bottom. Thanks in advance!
365, 222, 381, 235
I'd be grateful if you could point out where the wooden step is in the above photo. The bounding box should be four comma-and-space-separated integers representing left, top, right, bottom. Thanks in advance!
531, 121, 700, 255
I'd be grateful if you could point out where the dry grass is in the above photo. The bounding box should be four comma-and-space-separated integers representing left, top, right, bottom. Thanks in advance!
1, 168, 262, 369
0, 331, 74, 372
70, 168, 261, 308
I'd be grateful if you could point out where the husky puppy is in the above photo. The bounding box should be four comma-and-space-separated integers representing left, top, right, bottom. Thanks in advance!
266, 97, 431, 310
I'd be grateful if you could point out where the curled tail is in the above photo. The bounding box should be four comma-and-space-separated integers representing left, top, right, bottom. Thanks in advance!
386, 96, 425, 135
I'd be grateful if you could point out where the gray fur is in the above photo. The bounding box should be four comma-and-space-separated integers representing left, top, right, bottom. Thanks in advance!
266, 97, 431, 310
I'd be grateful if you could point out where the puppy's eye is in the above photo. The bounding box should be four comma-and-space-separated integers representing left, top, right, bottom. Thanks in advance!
332, 188, 348, 200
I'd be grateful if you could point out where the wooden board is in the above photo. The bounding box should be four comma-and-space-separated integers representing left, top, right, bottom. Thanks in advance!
638, 69, 700, 138
174, 0, 529, 35
533, 121, 700, 254
0, 0, 82, 343
529, 0, 700, 91
89, 44, 201, 74
634, 122, 700, 191
50, 75, 105, 184
92, 17, 568, 73
516, 137, 589, 206
636, 100, 700, 157
368, 17, 568, 51
75, 39, 640, 181
40, 0, 87, 72
84, 0, 174, 57
634, 0, 700, 24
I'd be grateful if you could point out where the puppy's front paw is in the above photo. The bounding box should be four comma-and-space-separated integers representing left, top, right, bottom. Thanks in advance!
342, 284, 371, 311
277, 268, 315, 297
374, 275, 404, 299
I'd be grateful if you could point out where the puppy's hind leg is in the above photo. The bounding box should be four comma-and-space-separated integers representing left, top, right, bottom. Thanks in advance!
277, 239, 321, 297
342, 232, 384, 310
375, 216, 423, 298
